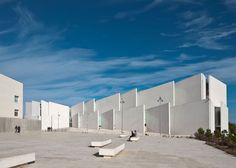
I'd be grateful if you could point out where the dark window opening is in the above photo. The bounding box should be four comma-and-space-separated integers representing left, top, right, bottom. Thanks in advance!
14, 109, 19, 117
14, 95, 19, 103
206, 81, 209, 99
215, 107, 221, 131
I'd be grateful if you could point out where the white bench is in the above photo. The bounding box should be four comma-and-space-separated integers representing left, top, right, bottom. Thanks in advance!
130, 137, 140, 142
91, 139, 112, 147
119, 134, 128, 138
0, 153, 35, 168
99, 144, 125, 158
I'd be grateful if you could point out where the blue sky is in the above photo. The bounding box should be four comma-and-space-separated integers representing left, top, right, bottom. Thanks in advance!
0, 0, 236, 122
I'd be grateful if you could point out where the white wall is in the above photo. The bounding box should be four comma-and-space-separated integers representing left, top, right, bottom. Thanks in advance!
25, 101, 41, 120
171, 100, 209, 135
101, 109, 115, 130
86, 111, 99, 129
85, 99, 95, 113
96, 93, 120, 113
0, 74, 23, 119
175, 74, 206, 106
123, 105, 145, 134
138, 81, 175, 109
208, 75, 227, 107
41, 100, 50, 130
208, 100, 215, 132
121, 89, 137, 110
146, 103, 170, 135
221, 102, 229, 131
71, 102, 84, 128
25, 100, 69, 130
49, 102, 70, 129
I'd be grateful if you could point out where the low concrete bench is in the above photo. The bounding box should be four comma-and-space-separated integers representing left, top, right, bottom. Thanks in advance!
99, 143, 125, 158
0, 153, 35, 168
119, 134, 128, 138
91, 139, 112, 147
130, 137, 140, 142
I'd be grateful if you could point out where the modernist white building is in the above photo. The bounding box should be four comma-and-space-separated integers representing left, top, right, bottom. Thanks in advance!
0, 74, 23, 119
25, 101, 70, 130
71, 74, 229, 135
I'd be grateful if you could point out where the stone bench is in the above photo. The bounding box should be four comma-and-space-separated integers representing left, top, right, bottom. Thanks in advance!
99, 143, 125, 158
0, 153, 35, 168
130, 137, 140, 142
119, 134, 128, 138
91, 139, 112, 147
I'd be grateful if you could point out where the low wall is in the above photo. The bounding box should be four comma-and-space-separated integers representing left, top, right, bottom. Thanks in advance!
101, 109, 115, 130
123, 105, 145, 134
146, 103, 170, 135
0, 117, 41, 133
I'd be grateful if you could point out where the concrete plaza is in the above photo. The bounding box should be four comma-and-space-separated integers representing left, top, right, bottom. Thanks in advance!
0, 131, 235, 168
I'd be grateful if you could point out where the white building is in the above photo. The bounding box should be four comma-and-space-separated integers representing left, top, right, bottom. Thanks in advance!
25, 101, 70, 130
71, 74, 229, 135
0, 74, 23, 119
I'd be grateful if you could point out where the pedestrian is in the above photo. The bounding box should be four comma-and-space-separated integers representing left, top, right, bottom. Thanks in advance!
15, 125, 18, 133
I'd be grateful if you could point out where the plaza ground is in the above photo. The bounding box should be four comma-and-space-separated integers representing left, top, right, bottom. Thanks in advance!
0, 131, 235, 168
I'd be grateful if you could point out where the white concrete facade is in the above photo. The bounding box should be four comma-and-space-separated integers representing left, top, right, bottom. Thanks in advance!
25, 101, 70, 130
71, 73, 229, 135
0, 74, 23, 119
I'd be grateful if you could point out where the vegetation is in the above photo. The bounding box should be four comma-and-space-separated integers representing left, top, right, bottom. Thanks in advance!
194, 123, 236, 156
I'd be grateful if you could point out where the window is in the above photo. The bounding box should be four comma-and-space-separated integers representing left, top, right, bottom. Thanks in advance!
14, 109, 19, 117
215, 107, 221, 131
206, 81, 209, 99
14, 95, 19, 103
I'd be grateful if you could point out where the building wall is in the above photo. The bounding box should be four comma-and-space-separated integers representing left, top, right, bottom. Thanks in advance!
25, 101, 41, 120
121, 89, 137, 110
87, 111, 99, 129
101, 109, 115, 130
175, 74, 206, 106
84, 99, 95, 113
25, 101, 69, 130
208, 100, 215, 132
138, 81, 175, 109
123, 105, 145, 134
49, 102, 70, 130
0, 74, 23, 119
96, 93, 120, 113
41, 100, 50, 130
0, 117, 41, 132
171, 100, 209, 135
208, 75, 227, 107
221, 102, 229, 131
71, 102, 84, 128
146, 103, 170, 135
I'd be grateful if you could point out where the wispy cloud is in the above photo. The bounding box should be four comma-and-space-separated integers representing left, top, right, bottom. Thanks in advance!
1, 3, 236, 107
224, 0, 236, 9
178, 9, 236, 50
0, 27, 15, 35
160, 32, 179, 37
0, 0, 14, 5
13, 3, 43, 38
114, 0, 201, 20
179, 26, 236, 50
184, 15, 213, 31
114, 0, 163, 20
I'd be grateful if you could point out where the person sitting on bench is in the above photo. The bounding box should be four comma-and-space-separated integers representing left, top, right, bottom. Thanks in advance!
128, 130, 137, 141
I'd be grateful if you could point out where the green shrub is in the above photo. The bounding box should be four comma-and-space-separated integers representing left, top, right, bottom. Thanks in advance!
214, 129, 221, 138
198, 128, 205, 135
205, 129, 212, 138
229, 123, 236, 135
194, 128, 205, 140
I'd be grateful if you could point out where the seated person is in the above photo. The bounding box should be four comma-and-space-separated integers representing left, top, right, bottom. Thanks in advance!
128, 130, 134, 141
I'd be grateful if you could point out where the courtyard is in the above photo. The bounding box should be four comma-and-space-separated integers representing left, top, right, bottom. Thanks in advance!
0, 131, 235, 168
